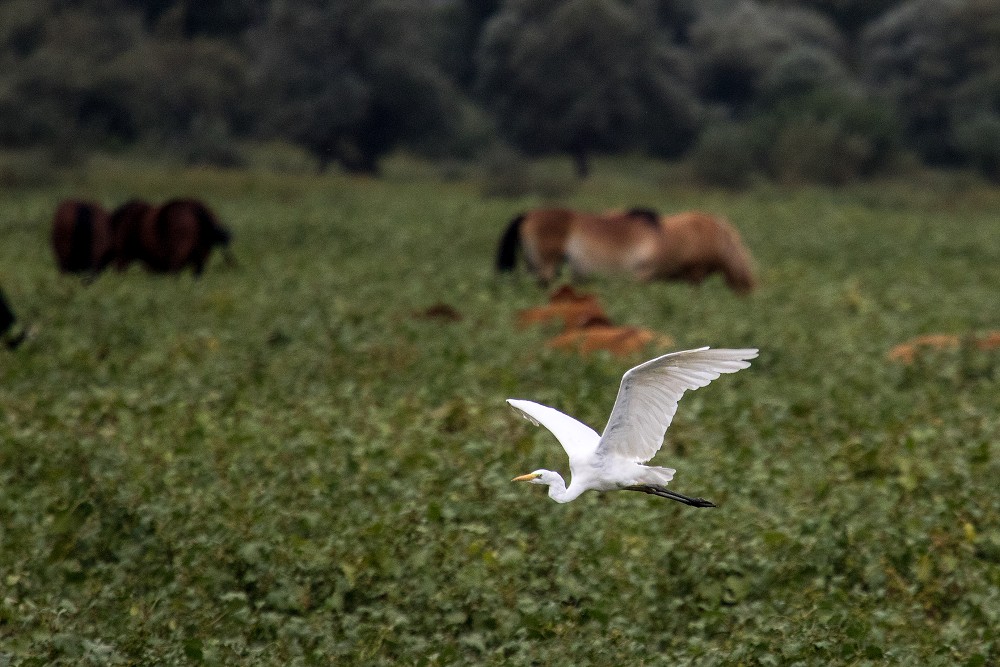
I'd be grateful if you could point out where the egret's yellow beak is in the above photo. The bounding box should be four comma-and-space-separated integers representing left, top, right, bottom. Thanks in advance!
512, 473, 541, 482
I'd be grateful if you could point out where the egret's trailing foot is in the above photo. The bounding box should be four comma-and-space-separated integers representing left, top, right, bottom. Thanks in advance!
623, 484, 717, 507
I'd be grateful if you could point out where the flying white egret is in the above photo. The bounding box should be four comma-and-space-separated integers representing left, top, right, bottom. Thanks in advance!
510, 346, 758, 506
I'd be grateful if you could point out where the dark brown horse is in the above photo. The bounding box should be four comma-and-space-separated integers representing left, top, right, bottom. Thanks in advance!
118, 199, 233, 275
109, 199, 154, 271
51, 199, 114, 275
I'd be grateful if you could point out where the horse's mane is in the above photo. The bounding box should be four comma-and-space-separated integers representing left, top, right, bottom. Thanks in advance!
623, 208, 660, 227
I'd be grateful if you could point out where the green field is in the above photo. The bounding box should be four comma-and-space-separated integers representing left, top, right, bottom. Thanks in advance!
1, 159, 999, 665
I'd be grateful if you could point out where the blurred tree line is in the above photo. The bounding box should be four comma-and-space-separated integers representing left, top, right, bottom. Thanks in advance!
2, 0, 999, 184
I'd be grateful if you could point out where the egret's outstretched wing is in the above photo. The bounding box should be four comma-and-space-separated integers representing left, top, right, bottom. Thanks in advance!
598, 347, 758, 463
507, 399, 601, 463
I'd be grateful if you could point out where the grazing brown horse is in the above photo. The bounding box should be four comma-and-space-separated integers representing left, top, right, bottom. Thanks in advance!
652, 211, 756, 294
51, 199, 114, 275
130, 199, 233, 275
497, 208, 664, 284
109, 199, 154, 271
497, 208, 756, 293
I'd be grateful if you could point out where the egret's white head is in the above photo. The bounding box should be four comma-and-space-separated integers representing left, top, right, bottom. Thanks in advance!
512, 469, 557, 485
512, 469, 572, 501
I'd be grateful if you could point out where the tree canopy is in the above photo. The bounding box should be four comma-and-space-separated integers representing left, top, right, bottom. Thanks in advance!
476, 0, 700, 175
2, 0, 1000, 181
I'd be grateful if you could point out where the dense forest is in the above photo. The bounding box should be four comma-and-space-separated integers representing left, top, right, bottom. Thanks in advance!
2, 0, 999, 183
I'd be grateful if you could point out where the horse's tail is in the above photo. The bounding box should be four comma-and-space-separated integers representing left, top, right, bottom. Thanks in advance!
0, 288, 25, 350
496, 213, 525, 272
68, 204, 95, 272
718, 217, 756, 294
0, 288, 16, 336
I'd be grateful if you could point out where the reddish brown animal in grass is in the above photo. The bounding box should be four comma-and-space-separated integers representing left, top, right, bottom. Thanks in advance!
51, 199, 114, 275
516, 285, 611, 330
136, 199, 233, 275
546, 323, 673, 357
413, 303, 463, 322
887, 331, 1000, 364
109, 199, 154, 271
497, 207, 756, 293
515, 284, 673, 358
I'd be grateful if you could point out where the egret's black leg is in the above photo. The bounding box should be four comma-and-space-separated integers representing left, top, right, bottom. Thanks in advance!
624, 484, 717, 508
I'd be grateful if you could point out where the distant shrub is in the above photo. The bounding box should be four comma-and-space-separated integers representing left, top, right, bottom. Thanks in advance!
765, 89, 902, 182
478, 144, 532, 198
688, 122, 762, 188
409, 98, 496, 163
0, 149, 60, 188
768, 116, 870, 185
477, 145, 576, 199
0, 93, 64, 150
951, 113, 1000, 182
240, 140, 318, 174
179, 116, 246, 169
435, 158, 473, 183
688, 88, 902, 186
530, 166, 578, 200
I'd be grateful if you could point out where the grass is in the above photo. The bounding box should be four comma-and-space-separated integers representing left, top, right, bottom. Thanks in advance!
1, 157, 999, 665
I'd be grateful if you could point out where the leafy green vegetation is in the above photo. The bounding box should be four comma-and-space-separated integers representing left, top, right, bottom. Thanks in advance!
1, 159, 998, 664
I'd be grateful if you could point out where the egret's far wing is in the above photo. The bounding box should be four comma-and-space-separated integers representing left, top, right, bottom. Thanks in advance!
598, 347, 758, 463
507, 399, 600, 462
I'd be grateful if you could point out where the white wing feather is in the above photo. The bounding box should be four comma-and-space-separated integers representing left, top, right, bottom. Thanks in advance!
598, 347, 758, 463
506, 398, 600, 464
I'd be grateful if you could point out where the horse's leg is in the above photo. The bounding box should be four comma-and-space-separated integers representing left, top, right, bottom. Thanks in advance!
523, 245, 557, 287
169, 220, 203, 274
634, 261, 658, 283
567, 256, 593, 284
535, 262, 557, 287
681, 264, 710, 285
191, 243, 212, 277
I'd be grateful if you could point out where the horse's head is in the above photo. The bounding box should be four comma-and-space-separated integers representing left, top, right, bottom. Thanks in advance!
213, 225, 238, 267
213, 225, 231, 247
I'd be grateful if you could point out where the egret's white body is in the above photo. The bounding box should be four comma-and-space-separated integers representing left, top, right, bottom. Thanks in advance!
510, 346, 758, 506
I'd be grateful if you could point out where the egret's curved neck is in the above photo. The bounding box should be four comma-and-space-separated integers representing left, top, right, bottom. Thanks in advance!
544, 473, 582, 503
